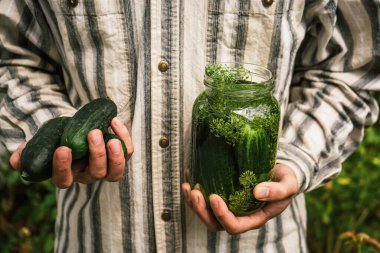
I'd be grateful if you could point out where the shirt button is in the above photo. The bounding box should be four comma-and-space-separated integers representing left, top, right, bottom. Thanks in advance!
158, 60, 169, 72
262, 0, 274, 7
68, 0, 79, 8
159, 136, 170, 148
161, 210, 171, 221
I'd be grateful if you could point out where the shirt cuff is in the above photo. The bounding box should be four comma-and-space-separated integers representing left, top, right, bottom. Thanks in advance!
276, 140, 316, 193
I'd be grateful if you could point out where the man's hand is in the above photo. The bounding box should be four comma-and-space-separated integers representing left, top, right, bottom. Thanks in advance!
181, 164, 298, 234
9, 117, 134, 188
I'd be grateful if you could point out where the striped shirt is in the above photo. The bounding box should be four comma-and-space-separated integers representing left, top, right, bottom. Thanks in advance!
1, 0, 379, 252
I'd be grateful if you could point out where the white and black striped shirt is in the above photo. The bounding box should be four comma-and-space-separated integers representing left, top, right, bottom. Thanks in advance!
0, 0, 379, 252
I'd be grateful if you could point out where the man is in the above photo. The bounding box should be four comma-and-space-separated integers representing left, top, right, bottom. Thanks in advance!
1, 0, 379, 252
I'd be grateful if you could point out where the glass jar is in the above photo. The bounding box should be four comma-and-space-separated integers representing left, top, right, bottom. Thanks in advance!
190, 63, 280, 216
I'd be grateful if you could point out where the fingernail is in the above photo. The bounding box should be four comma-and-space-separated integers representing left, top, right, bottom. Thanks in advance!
91, 131, 102, 145
109, 140, 121, 155
57, 150, 69, 161
210, 196, 219, 209
256, 187, 269, 199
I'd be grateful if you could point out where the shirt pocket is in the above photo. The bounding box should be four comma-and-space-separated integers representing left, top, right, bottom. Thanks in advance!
48, 0, 123, 15
46, 0, 133, 109
206, 0, 298, 65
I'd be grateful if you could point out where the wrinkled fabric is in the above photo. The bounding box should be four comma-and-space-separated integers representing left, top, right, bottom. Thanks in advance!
0, 1, 379, 252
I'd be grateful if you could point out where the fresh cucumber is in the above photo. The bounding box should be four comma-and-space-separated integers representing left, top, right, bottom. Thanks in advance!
20, 116, 71, 182
60, 98, 117, 160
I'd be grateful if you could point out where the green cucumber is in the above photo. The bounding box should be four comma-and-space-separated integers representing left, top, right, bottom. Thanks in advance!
20, 116, 71, 182
60, 98, 117, 160
192, 132, 237, 204
235, 124, 271, 176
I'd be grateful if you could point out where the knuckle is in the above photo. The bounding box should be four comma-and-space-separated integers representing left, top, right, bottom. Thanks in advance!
90, 170, 107, 180
92, 150, 107, 160
109, 158, 125, 168
55, 166, 68, 174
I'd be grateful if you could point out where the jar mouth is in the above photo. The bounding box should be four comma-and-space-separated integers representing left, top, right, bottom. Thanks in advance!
204, 63, 274, 95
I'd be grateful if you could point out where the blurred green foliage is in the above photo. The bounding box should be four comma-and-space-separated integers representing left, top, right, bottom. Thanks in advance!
306, 94, 380, 253
0, 95, 379, 253
0, 147, 56, 253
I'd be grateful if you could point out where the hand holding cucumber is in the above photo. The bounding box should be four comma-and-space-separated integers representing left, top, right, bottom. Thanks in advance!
50, 118, 133, 188
9, 98, 134, 188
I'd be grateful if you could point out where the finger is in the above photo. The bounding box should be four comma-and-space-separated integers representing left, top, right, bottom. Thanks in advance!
9, 142, 26, 170
210, 194, 291, 234
181, 183, 193, 209
111, 118, 134, 160
52, 146, 74, 188
208, 194, 253, 234
190, 190, 223, 232
87, 129, 107, 180
254, 166, 298, 202
105, 138, 125, 182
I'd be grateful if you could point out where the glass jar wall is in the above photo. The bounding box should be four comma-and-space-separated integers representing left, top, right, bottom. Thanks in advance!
190, 63, 280, 216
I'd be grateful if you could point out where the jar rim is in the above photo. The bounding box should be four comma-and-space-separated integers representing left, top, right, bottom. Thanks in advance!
204, 62, 274, 95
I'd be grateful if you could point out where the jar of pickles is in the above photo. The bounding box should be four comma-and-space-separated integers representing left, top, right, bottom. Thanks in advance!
190, 63, 280, 216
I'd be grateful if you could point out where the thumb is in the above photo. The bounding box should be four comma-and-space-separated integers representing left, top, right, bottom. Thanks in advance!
9, 142, 27, 170
253, 164, 299, 201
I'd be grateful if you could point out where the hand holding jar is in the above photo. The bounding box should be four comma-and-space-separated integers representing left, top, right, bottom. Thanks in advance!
182, 63, 298, 233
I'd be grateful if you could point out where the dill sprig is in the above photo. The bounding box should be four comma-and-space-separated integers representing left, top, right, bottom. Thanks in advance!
228, 170, 264, 216
205, 63, 251, 88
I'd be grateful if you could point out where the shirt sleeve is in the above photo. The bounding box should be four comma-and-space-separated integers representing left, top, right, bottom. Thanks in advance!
276, 1, 380, 192
0, 1, 76, 152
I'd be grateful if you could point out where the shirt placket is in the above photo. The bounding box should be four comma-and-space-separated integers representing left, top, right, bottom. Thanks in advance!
150, 0, 182, 252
